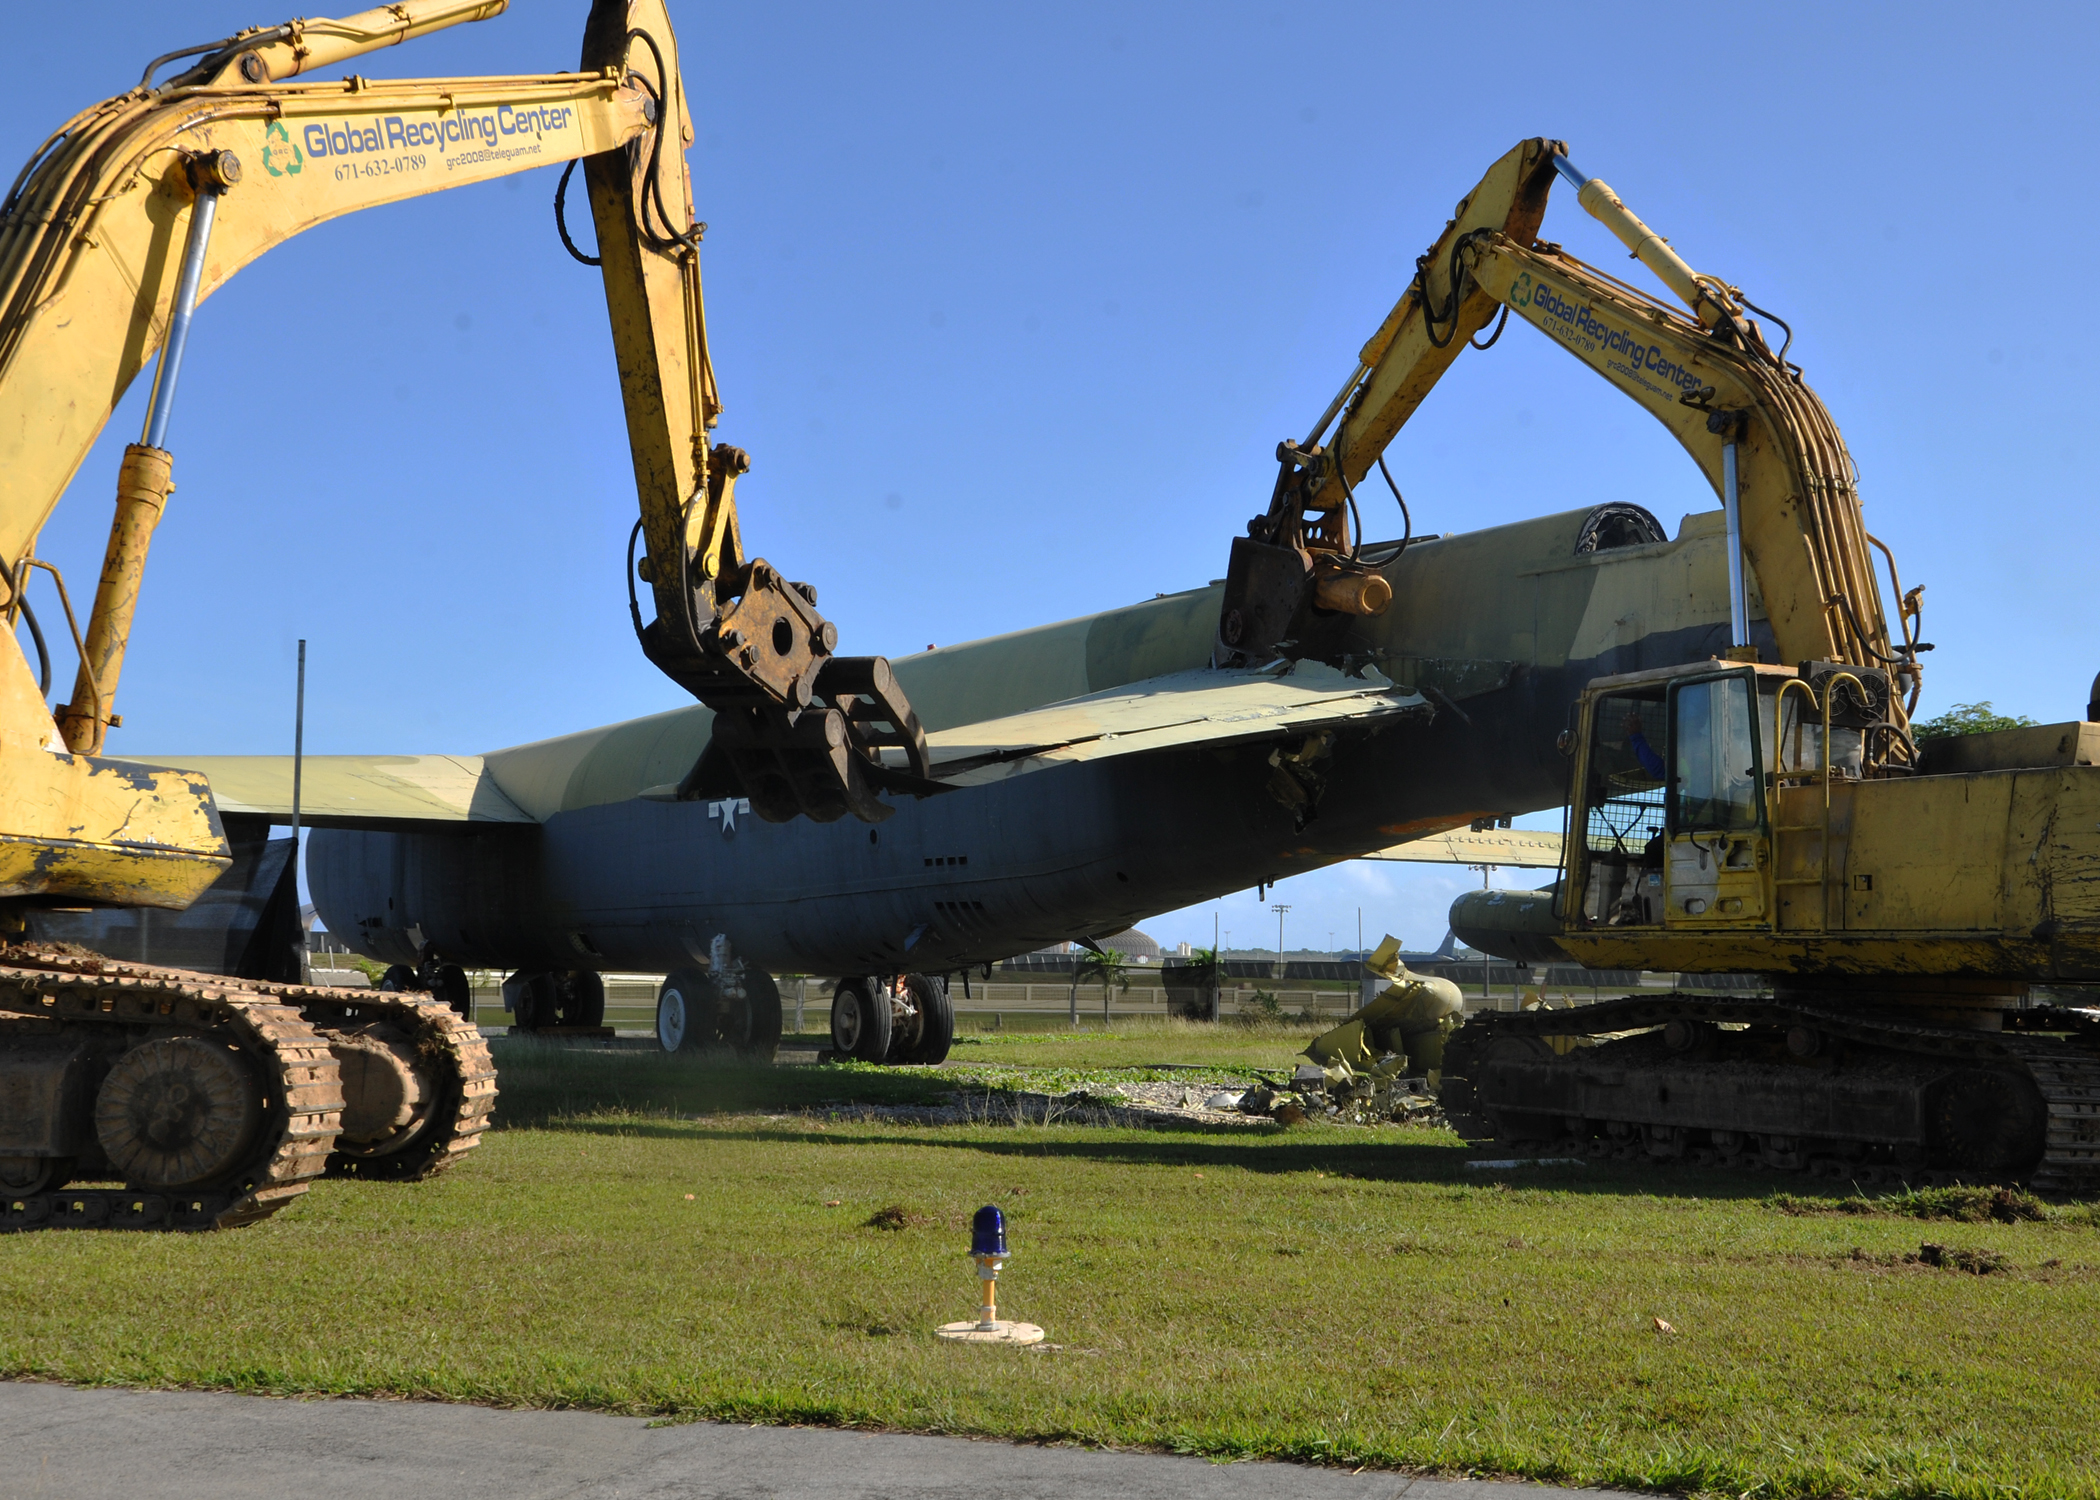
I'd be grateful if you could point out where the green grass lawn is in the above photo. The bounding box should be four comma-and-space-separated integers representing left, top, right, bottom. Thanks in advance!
2, 1040, 2097, 1498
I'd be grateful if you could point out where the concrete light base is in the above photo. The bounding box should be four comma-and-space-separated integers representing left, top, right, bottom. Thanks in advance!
935, 1320, 1044, 1344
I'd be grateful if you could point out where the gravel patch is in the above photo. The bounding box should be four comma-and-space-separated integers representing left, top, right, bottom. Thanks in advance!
799, 1083, 1276, 1130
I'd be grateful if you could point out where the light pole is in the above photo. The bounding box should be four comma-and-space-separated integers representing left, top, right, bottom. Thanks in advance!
1212, 910, 1220, 1023
1271, 903, 1290, 956
291, 638, 306, 985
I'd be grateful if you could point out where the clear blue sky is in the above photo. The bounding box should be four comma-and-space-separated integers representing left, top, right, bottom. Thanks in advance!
8, 2, 2096, 955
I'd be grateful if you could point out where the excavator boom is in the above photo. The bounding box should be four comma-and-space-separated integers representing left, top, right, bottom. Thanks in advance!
0, 0, 919, 923
1221, 139, 1920, 713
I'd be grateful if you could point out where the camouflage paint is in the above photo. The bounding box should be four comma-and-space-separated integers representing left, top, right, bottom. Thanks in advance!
310, 503, 1763, 976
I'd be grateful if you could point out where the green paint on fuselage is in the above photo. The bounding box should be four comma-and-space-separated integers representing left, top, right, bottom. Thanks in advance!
474, 503, 1746, 822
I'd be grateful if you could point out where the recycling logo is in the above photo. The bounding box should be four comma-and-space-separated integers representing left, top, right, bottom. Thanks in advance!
1508, 271, 1534, 308
261, 120, 302, 178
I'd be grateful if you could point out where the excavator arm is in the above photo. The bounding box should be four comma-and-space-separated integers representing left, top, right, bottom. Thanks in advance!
0, 0, 921, 913
1220, 139, 1923, 722
573, 6, 928, 825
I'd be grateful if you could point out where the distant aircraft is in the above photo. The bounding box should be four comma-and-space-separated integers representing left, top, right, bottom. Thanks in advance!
51, 499, 1749, 1058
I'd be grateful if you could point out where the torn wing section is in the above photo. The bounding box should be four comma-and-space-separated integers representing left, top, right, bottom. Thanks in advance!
911, 662, 1431, 788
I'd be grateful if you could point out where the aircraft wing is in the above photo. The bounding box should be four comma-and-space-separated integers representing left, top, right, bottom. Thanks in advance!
143, 663, 1429, 823
1361, 826, 1565, 868
917, 662, 1429, 787
127, 754, 535, 830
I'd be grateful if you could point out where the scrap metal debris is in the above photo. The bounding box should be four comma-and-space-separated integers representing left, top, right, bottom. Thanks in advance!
1257, 934, 1464, 1126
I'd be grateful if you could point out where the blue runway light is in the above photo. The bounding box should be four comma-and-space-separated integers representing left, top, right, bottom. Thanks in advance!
971, 1204, 1007, 1257
938, 1202, 1040, 1343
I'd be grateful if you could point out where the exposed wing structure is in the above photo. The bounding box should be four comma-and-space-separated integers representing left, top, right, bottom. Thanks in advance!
1361, 827, 1565, 868
918, 663, 1428, 787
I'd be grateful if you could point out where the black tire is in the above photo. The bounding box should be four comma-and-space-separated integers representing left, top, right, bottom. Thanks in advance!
558, 970, 606, 1028
511, 971, 557, 1029
378, 964, 417, 992
902, 973, 953, 1064
657, 967, 711, 1053
742, 969, 784, 1058
830, 978, 891, 1063
883, 978, 919, 1064
431, 963, 473, 1020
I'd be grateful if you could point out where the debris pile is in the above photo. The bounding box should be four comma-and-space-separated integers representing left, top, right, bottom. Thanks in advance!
1248, 933, 1464, 1127
1233, 1068, 1448, 1129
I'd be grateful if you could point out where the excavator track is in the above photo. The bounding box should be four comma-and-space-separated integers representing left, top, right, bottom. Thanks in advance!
0, 945, 497, 1231
1442, 994, 2100, 1195
0, 948, 341, 1231
297, 989, 497, 1183
1998, 1034, 2100, 1196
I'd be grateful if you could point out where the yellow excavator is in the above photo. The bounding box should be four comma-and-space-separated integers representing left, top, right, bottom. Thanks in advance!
0, 0, 923, 1230
1235, 139, 2098, 1192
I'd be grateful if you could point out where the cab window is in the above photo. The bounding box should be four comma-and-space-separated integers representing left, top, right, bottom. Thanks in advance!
1585, 692, 1666, 859
1670, 674, 1761, 833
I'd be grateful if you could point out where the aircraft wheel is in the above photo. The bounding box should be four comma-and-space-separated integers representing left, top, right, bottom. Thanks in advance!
902, 973, 953, 1065
742, 970, 784, 1058
657, 968, 710, 1052
430, 963, 473, 1020
511, 971, 558, 1029
830, 978, 891, 1063
557, 970, 606, 1028
378, 964, 417, 992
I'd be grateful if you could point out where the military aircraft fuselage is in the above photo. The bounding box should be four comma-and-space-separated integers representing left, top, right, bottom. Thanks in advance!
310, 502, 1757, 978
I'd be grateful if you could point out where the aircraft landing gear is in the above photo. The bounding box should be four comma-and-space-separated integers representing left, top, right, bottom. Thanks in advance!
379, 958, 473, 1020
656, 965, 782, 1056
831, 974, 953, 1065
829, 978, 891, 1063
505, 970, 607, 1032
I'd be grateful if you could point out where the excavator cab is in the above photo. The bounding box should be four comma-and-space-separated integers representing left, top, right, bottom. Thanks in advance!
1662, 668, 1772, 927
1565, 661, 1812, 937
1561, 658, 1899, 944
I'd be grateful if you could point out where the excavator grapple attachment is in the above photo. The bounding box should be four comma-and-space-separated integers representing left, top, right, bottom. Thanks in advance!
678, 652, 934, 825
578, 0, 929, 822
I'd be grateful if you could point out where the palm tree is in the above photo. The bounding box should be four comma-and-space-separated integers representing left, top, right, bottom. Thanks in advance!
1182, 946, 1222, 1022
1070, 947, 1129, 1026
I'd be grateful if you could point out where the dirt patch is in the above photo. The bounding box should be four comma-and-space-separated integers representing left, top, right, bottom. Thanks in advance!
1915, 1242, 2011, 1274
1772, 1185, 2052, 1223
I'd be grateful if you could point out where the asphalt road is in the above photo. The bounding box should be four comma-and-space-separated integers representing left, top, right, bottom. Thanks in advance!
0, 1384, 1643, 1500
